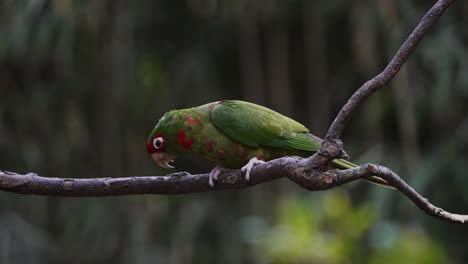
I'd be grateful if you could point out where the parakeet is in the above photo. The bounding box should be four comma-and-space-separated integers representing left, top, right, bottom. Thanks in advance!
147, 100, 390, 187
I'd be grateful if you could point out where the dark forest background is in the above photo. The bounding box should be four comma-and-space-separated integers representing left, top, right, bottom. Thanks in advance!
1, 0, 468, 263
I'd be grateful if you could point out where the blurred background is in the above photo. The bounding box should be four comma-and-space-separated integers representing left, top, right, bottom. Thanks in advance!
1, 0, 467, 263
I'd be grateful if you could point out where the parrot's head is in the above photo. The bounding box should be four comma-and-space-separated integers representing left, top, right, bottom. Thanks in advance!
147, 110, 180, 169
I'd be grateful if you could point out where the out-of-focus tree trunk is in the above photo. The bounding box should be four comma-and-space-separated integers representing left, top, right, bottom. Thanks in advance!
235, 0, 265, 105
98, 0, 130, 177
265, 2, 292, 115
378, 0, 421, 174
303, 0, 328, 135
351, 0, 385, 148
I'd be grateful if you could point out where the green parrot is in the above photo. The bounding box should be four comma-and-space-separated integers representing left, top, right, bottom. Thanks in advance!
147, 100, 390, 187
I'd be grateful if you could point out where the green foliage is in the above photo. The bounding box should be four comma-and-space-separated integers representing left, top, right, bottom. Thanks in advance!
369, 229, 451, 264
253, 191, 452, 264
255, 191, 375, 264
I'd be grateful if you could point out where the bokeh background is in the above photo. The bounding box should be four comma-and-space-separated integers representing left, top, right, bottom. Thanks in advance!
1, 0, 468, 263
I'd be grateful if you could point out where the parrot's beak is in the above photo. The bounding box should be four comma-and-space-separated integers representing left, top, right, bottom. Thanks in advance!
151, 153, 176, 169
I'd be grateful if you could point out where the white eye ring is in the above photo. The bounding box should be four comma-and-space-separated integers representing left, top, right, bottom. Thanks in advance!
153, 137, 164, 149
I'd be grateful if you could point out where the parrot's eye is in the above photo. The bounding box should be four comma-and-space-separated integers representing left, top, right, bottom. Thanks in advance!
153, 137, 165, 149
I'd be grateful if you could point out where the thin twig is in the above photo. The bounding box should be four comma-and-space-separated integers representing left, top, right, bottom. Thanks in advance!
333, 164, 467, 224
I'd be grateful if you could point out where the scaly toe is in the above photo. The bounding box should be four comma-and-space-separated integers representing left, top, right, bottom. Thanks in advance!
208, 166, 224, 187
241, 157, 265, 181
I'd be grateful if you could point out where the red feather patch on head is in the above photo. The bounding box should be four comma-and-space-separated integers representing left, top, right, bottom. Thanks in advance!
147, 134, 167, 153
146, 141, 156, 154
175, 130, 195, 149
147, 142, 154, 153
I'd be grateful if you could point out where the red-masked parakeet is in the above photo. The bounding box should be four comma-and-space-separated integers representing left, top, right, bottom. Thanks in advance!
147, 100, 390, 187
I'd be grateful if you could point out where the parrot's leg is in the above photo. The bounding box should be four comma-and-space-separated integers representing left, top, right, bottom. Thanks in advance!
209, 166, 224, 187
241, 157, 265, 181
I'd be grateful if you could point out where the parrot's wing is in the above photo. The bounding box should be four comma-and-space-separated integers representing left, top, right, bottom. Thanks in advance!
211, 100, 321, 151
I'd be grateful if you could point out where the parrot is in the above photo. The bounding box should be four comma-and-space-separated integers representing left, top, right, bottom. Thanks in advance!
147, 100, 390, 188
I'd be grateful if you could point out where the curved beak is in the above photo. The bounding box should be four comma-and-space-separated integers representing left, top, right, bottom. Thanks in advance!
150, 153, 176, 169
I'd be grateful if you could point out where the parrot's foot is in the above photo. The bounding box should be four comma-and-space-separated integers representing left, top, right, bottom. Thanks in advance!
209, 166, 225, 187
241, 157, 265, 181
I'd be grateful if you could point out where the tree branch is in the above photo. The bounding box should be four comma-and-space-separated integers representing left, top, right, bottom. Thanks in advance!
0, 157, 297, 196
1, 0, 465, 225
326, 0, 454, 140
2, 157, 467, 223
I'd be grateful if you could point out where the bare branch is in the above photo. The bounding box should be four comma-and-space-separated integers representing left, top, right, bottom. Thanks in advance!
326, 0, 455, 140
333, 164, 468, 224
2, 156, 467, 224
0, 157, 296, 196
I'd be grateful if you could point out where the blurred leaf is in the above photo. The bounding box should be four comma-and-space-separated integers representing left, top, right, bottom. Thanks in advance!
256, 191, 376, 264
369, 229, 451, 264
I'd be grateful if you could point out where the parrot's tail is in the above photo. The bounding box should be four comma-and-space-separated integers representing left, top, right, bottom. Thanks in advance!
331, 159, 395, 189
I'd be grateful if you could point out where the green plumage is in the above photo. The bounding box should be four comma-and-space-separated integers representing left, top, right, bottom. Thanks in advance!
211, 100, 318, 150
148, 100, 390, 187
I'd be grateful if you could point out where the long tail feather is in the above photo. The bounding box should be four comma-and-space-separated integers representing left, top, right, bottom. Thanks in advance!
331, 159, 394, 189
